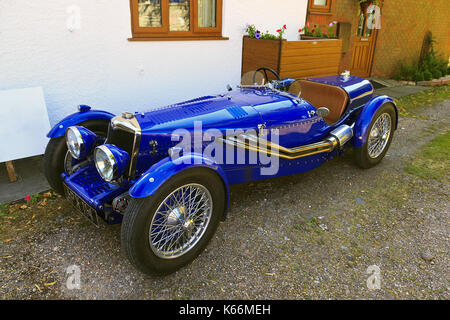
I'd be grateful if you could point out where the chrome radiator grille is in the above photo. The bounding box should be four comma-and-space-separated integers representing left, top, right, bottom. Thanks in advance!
108, 114, 142, 178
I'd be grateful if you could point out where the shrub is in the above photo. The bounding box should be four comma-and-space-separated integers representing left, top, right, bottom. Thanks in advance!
392, 35, 449, 81
414, 72, 424, 82
395, 64, 408, 81
439, 61, 448, 76
392, 71, 402, 81
423, 70, 433, 81
432, 70, 442, 79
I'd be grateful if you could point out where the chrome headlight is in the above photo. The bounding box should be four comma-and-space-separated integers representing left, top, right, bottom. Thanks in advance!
66, 126, 97, 160
94, 145, 130, 182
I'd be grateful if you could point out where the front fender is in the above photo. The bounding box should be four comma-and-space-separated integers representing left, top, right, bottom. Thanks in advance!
129, 153, 230, 217
353, 95, 398, 148
47, 107, 115, 138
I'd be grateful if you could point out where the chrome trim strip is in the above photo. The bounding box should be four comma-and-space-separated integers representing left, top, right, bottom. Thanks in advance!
218, 124, 353, 160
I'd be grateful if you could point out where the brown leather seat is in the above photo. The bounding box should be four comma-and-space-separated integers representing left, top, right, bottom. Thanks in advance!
293, 80, 349, 125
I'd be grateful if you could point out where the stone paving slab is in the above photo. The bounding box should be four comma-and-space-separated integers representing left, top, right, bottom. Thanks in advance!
0, 156, 50, 204
374, 85, 432, 98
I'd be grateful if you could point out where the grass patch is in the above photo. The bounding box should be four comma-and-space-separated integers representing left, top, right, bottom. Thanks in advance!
294, 213, 326, 234
405, 130, 450, 180
395, 85, 450, 117
0, 204, 8, 217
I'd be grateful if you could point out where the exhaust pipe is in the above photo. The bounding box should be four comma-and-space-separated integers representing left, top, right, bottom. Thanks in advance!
219, 124, 353, 160
327, 125, 354, 149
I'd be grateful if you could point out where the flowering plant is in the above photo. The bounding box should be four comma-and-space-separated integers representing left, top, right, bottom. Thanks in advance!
298, 21, 338, 39
245, 24, 284, 40
245, 24, 257, 38
299, 21, 314, 36
326, 21, 338, 38
276, 25, 287, 39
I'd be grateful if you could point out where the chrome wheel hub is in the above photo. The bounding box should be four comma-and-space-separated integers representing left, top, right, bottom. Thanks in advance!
149, 184, 213, 259
167, 207, 185, 226
368, 113, 392, 159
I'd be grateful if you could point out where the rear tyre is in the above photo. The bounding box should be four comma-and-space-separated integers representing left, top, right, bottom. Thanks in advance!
355, 103, 396, 169
43, 119, 109, 195
121, 168, 226, 275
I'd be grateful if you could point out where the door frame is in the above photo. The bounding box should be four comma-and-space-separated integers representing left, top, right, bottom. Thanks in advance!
350, 2, 382, 77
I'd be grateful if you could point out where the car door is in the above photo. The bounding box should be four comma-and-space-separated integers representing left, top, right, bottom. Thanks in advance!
247, 93, 332, 178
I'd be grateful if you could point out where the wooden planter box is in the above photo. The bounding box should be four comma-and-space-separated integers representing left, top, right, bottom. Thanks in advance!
242, 36, 343, 80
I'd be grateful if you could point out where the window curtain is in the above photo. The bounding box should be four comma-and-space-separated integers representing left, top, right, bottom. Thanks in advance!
313, 0, 327, 6
199, 0, 216, 28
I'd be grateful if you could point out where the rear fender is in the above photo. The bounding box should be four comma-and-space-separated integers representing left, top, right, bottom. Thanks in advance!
353, 95, 398, 148
47, 106, 115, 138
129, 153, 230, 220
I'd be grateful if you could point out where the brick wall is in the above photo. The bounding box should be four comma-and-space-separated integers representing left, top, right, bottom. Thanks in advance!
306, 0, 450, 78
371, 0, 450, 77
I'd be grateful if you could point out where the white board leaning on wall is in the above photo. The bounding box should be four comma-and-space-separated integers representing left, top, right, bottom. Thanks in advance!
0, 87, 51, 163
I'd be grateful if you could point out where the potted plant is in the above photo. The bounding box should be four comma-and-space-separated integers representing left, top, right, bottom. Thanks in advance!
324, 21, 338, 38
245, 24, 287, 41
299, 21, 338, 40
299, 22, 317, 40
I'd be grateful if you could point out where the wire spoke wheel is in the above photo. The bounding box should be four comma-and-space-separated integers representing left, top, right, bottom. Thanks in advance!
367, 113, 392, 159
149, 183, 213, 259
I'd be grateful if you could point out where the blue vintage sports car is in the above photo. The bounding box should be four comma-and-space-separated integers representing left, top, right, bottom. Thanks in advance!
44, 68, 397, 275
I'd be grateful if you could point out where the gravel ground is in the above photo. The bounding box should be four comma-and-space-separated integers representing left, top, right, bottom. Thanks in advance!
0, 99, 448, 300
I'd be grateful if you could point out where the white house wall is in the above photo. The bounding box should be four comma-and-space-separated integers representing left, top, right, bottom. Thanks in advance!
0, 0, 307, 125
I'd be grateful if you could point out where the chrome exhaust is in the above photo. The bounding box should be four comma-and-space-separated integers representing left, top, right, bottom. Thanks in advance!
327, 125, 354, 149
218, 124, 353, 160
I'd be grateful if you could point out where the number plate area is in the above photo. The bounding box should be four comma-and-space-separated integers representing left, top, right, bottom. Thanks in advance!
64, 183, 100, 227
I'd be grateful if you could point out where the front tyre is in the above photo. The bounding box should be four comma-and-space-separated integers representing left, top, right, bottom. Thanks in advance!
121, 168, 226, 275
355, 103, 396, 169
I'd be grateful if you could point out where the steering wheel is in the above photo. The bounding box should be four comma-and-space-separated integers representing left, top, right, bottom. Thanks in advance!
252, 67, 281, 85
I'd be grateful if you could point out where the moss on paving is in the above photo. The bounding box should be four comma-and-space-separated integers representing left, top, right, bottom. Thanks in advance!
404, 130, 450, 181
395, 85, 450, 118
